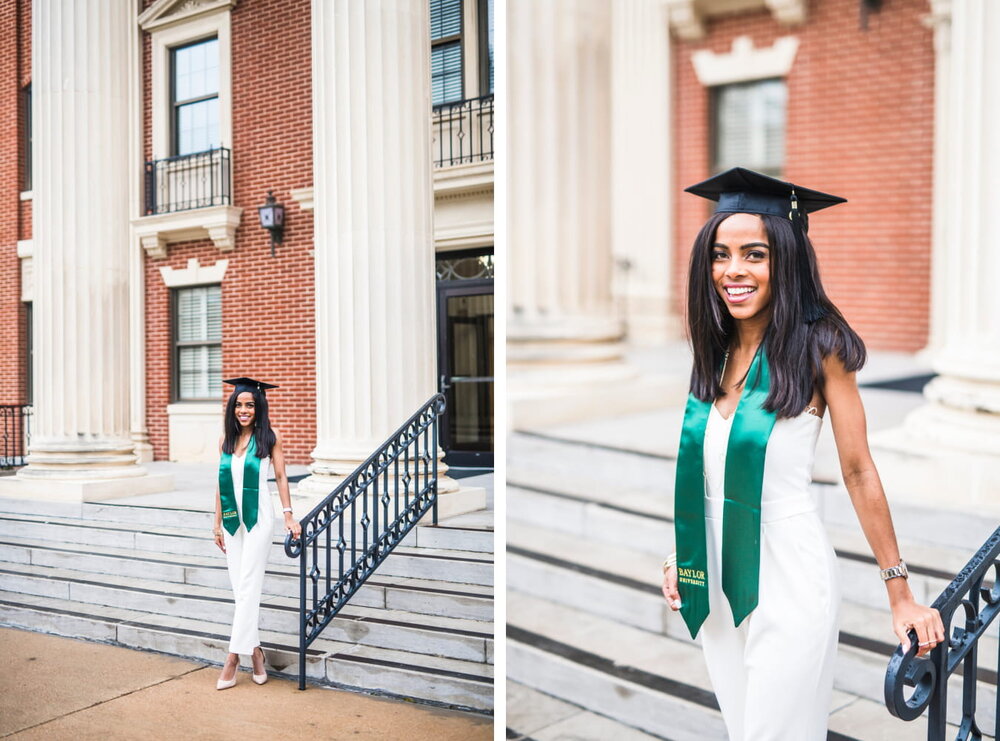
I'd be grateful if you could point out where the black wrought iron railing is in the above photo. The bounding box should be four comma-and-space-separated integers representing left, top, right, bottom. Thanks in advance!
0, 404, 31, 469
283, 394, 446, 690
144, 147, 232, 215
885, 527, 1000, 739
432, 94, 494, 168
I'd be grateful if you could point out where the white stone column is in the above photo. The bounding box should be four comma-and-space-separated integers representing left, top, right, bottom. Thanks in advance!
611, 0, 678, 345
507, 0, 683, 427
871, 0, 1000, 514
507, 0, 622, 359
300, 0, 462, 500
5, 0, 169, 497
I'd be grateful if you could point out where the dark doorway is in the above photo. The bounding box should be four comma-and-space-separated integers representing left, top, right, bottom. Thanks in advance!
436, 251, 493, 468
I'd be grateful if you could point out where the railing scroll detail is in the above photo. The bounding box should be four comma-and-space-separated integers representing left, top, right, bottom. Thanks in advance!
884, 526, 1000, 740
283, 394, 446, 690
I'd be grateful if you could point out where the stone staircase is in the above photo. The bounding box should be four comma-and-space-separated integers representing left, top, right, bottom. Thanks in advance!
0, 494, 493, 713
506, 429, 998, 741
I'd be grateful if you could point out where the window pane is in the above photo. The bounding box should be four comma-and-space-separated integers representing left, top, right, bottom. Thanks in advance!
713, 79, 786, 175
173, 38, 219, 102
177, 285, 221, 342
486, 0, 494, 94
432, 41, 463, 106
177, 97, 220, 155
175, 285, 221, 400
430, 0, 462, 40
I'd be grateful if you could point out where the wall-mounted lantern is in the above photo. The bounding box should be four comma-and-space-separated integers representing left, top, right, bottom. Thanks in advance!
257, 190, 285, 257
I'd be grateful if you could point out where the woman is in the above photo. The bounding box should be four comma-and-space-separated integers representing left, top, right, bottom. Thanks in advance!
660, 167, 944, 739
213, 377, 302, 690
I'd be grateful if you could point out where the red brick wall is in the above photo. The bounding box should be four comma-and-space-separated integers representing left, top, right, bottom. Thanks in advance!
0, 0, 29, 405
142, 0, 315, 462
672, 0, 934, 351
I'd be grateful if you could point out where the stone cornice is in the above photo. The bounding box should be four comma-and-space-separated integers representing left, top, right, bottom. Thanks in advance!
139, 0, 237, 33
132, 205, 243, 258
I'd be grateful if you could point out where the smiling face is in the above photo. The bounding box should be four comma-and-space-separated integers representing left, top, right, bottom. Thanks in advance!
711, 212, 772, 323
234, 391, 256, 430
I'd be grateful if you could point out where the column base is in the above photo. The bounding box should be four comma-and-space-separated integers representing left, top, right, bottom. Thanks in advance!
131, 432, 154, 464
870, 399, 1000, 517
0, 472, 175, 502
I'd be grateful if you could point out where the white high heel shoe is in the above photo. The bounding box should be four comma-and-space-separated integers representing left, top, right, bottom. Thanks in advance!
217, 657, 239, 690
251, 646, 268, 685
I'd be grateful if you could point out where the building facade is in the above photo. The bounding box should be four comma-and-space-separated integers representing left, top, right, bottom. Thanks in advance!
0, 0, 494, 494
508, 0, 1000, 506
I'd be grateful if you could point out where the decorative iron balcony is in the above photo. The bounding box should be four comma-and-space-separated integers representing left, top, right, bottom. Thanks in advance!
884, 526, 1000, 739
0, 404, 31, 469
144, 147, 232, 215
432, 94, 494, 168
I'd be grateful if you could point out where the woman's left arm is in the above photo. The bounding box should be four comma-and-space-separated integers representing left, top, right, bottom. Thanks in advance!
822, 353, 944, 656
272, 429, 302, 539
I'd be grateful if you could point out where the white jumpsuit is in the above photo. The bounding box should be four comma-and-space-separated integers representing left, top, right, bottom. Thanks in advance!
222, 452, 274, 655
699, 404, 840, 741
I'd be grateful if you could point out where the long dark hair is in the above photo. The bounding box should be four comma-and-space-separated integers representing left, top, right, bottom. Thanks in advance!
686, 211, 866, 418
222, 385, 277, 457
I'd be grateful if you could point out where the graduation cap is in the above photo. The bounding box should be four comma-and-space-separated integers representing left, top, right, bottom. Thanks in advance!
684, 167, 846, 227
224, 377, 279, 393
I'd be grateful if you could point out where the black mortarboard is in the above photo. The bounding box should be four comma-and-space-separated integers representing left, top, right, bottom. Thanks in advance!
224, 377, 279, 392
684, 167, 846, 225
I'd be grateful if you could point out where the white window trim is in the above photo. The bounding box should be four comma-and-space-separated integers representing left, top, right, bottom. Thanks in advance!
135, 0, 241, 258
141, 1, 234, 160
159, 257, 229, 288
692, 35, 799, 87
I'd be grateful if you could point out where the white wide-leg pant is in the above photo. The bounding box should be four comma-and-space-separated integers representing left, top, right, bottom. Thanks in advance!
223, 501, 274, 655
699, 494, 841, 741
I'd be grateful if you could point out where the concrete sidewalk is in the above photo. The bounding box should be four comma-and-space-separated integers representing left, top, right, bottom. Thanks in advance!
0, 627, 492, 740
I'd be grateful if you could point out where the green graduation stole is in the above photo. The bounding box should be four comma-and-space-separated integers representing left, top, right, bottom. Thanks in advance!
218, 434, 260, 535
674, 346, 777, 638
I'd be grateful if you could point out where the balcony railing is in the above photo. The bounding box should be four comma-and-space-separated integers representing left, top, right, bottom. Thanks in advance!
144, 147, 232, 216
432, 94, 494, 168
0, 405, 31, 469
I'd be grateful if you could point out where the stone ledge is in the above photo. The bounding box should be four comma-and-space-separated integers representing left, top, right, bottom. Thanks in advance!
132, 205, 243, 257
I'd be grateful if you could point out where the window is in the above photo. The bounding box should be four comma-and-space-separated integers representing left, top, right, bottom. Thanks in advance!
431, 0, 463, 106
712, 78, 786, 176
171, 38, 220, 156
173, 285, 222, 400
478, 0, 494, 95
21, 84, 31, 191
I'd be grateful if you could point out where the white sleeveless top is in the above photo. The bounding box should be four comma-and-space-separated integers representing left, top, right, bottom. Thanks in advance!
229, 452, 275, 524
703, 404, 822, 522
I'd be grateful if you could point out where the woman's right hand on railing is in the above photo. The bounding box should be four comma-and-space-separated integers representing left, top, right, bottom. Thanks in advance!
662, 565, 682, 611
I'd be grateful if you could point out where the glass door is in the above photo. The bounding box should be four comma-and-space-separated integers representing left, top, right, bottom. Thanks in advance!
437, 281, 494, 467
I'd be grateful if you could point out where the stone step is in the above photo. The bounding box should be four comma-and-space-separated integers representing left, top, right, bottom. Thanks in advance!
0, 513, 493, 586
507, 591, 962, 740
0, 589, 492, 712
507, 525, 997, 730
507, 483, 966, 617
0, 561, 493, 664
0, 537, 492, 622
0, 496, 494, 554
508, 430, 1000, 552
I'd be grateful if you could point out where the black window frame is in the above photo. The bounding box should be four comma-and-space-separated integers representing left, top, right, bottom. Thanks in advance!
169, 36, 221, 157
170, 284, 223, 403
21, 83, 31, 191
477, 0, 493, 97
24, 301, 32, 405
